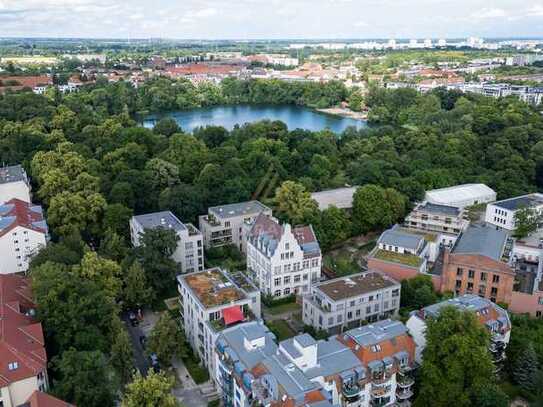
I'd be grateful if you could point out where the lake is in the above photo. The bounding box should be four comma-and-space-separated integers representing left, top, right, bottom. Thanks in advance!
142, 104, 367, 133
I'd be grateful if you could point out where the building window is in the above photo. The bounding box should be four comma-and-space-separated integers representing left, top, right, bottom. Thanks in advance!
285, 243, 290, 250
347, 312, 353, 320
491, 287, 498, 296
392, 289, 399, 297
225, 221, 231, 227
455, 280, 462, 288
328, 317, 334, 325
468, 270, 475, 279
478, 285, 486, 296
284, 288, 290, 295
303, 274, 308, 281
274, 290, 281, 297
366, 306, 371, 314
294, 275, 301, 283
356, 309, 361, 317
467, 282, 474, 292
457, 268, 463, 276
350, 300, 355, 307
284, 276, 290, 284
480, 272, 487, 282
274, 278, 281, 286
492, 275, 500, 284
337, 315, 342, 323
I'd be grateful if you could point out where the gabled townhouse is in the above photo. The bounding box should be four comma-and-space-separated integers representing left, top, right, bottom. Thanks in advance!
199, 201, 272, 252
424, 183, 496, 209
0, 199, 49, 274
214, 319, 416, 407
485, 193, 543, 231
440, 225, 515, 305
177, 268, 261, 376
246, 214, 321, 299
0, 275, 49, 407
303, 272, 401, 334
0, 165, 31, 204
406, 294, 511, 367
130, 211, 204, 274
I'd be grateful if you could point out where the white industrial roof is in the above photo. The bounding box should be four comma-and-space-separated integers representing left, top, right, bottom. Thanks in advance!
425, 183, 495, 206
311, 187, 357, 210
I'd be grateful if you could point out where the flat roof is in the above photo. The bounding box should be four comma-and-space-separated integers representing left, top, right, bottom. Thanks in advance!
209, 200, 270, 219
344, 319, 407, 347
0, 165, 27, 185
180, 268, 246, 308
492, 193, 543, 211
425, 183, 495, 205
453, 225, 508, 261
378, 226, 424, 250
133, 211, 186, 232
316, 272, 399, 301
311, 187, 357, 210
417, 202, 461, 216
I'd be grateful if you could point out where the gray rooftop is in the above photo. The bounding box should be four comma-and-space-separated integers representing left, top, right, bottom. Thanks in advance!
378, 225, 424, 251
453, 225, 508, 261
493, 193, 543, 211
304, 337, 363, 379
209, 200, 270, 219
311, 187, 358, 210
343, 319, 408, 348
133, 211, 187, 232
418, 202, 461, 216
0, 165, 28, 185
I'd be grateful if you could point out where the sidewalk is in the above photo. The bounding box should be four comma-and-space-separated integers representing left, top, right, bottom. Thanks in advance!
172, 358, 198, 390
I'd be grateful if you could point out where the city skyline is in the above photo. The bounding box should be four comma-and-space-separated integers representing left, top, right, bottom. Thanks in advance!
0, 0, 542, 39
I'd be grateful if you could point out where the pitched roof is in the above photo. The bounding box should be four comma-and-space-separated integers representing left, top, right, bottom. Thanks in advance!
452, 224, 509, 261
24, 390, 75, 407
0, 199, 48, 238
425, 183, 495, 206
378, 225, 424, 251
0, 275, 47, 387
0, 165, 28, 185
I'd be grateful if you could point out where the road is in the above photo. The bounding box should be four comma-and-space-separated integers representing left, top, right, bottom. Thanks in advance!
121, 312, 150, 375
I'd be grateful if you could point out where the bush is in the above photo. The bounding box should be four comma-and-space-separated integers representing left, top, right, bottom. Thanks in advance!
262, 294, 296, 308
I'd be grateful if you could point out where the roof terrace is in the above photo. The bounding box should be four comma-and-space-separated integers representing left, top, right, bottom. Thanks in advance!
181, 268, 246, 308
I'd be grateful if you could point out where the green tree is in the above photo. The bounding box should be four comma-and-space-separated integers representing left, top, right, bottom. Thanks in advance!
147, 312, 187, 366
400, 275, 439, 310
123, 261, 154, 310
314, 205, 352, 250
514, 206, 543, 239
135, 228, 180, 296
512, 342, 540, 395
52, 349, 117, 407
415, 307, 496, 407
473, 384, 509, 407
274, 181, 319, 225
153, 117, 180, 137
74, 251, 123, 301
352, 184, 406, 234
121, 371, 180, 407
110, 319, 135, 386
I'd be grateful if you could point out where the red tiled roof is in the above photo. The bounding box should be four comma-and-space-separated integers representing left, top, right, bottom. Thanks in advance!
0, 275, 47, 387
25, 390, 75, 407
166, 64, 241, 76
249, 213, 284, 241
0, 75, 52, 89
0, 198, 47, 238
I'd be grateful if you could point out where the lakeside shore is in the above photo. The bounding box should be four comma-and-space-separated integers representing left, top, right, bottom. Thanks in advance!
316, 107, 368, 120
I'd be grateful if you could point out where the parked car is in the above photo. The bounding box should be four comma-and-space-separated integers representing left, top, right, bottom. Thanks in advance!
149, 353, 160, 372
129, 311, 138, 327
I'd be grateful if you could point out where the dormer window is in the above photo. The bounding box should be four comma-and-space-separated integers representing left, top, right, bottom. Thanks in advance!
371, 344, 382, 352
8, 361, 19, 371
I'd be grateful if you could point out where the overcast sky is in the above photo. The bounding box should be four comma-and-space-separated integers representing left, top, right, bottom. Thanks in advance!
0, 0, 542, 39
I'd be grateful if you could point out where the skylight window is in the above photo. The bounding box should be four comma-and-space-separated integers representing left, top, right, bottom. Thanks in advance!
8, 361, 19, 371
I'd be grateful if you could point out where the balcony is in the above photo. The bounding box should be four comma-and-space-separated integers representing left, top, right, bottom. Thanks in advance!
187, 223, 201, 236
342, 383, 363, 402
396, 388, 414, 400
372, 386, 391, 398
203, 215, 221, 227
397, 373, 414, 389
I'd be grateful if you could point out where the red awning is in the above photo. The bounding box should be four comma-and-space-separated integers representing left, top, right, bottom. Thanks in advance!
223, 305, 244, 326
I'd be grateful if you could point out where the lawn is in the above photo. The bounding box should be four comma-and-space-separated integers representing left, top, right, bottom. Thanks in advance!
323, 250, 360, 277
266, 319, 296, 341
266, 302, 301, 315
373, 249, 422, 267
182, 350, 210, 384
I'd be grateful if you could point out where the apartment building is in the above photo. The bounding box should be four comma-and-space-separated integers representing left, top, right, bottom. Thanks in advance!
0, 275, 49, 407
440, 225, 515, 305
199, 201, 272, 252
404, 202, 469, 240
0, 165, 31, 204
407, 294, 511, 366
485, 193, 543, 231
246, 214, 322, 298
424, 183, 496, 209
338, 320, 417, 407
0, 199, 48, 274
177, 268, 261, 376
130, 211, 204, 273
303, 272, 401, 334
214, 319, 416, 407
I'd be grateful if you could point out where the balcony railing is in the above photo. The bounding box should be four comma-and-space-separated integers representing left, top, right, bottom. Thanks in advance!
396, 388, 414, 400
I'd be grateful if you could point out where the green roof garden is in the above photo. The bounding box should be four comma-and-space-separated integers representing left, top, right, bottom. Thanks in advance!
373, 249, 423, 267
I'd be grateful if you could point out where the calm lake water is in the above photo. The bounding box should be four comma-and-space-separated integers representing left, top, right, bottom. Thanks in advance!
142, 104, 367, 133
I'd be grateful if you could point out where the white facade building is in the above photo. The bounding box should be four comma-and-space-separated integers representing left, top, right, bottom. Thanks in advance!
485, 193, 543, 231
130, 211, 204, 273
0, 165, 31, 204
199, 200, 272, 252
177, 268, 261, 378
246, 214, 322, 298
0, 199, 48, 274
303, 272, 401, 334
425, 183, 496, 209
